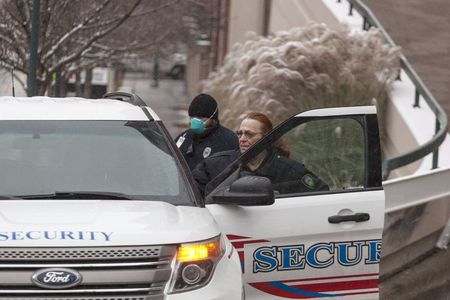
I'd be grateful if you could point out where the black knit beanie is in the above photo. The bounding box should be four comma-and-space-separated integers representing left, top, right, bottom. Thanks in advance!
188, 93, 219, 120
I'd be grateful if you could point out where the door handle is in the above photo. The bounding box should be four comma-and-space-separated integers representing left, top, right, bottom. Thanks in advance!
328, 213, 370, 224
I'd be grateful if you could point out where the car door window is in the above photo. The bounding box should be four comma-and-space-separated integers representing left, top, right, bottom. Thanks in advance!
206, 115, 370, 198
282, 117, 365, 192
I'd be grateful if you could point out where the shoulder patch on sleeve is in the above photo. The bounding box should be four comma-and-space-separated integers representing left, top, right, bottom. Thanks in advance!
301, 174, 317, 189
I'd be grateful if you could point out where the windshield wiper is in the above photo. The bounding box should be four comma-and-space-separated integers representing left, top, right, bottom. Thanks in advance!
18, 191, 134, 200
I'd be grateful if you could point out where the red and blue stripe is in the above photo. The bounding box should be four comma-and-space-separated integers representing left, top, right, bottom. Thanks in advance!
249, 273, 379, 298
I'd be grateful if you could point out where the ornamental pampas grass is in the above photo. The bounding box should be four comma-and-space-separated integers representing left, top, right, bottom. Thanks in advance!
201, 23, 400, 141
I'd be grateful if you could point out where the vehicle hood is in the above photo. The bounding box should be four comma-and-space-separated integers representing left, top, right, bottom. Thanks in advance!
0, 200, 219, 247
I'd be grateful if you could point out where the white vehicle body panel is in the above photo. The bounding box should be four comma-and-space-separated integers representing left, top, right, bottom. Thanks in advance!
208, 191, 384, 299
0, 199, 243, 299
0, 201, 219, 246
208, 106, 384, 299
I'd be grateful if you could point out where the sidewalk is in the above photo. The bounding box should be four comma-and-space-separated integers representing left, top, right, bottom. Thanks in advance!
380, 247, 450, 299
120, 72, 189, 138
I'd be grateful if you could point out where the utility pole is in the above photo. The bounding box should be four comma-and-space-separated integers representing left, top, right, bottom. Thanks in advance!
27, 0, 40, 96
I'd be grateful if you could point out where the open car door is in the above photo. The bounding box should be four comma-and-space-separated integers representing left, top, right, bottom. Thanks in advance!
206, 106, 385, 299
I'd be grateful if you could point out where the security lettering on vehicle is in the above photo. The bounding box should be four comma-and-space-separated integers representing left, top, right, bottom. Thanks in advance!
253, 239, 381, 273
0, 231, 113, 242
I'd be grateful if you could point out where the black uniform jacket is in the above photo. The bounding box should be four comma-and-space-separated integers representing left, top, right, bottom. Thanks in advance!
192, 149, 239, 195
240, 150, 329, 195
175, 125, 239, 170
193, 148, 328, 196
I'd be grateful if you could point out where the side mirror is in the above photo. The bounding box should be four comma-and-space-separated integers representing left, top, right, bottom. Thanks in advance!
210, 176, 275, 206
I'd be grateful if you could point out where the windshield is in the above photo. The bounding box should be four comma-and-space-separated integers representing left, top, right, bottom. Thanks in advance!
0, 120, 193, 205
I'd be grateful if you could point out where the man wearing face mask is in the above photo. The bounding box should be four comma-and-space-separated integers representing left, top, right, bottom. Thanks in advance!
175, 93, 239, 170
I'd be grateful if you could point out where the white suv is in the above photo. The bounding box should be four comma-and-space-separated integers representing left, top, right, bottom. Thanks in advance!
0, 94, 385, 299
0, 94, 242, 299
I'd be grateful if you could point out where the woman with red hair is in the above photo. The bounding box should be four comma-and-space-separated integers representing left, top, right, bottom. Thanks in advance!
237, 112, 290, 158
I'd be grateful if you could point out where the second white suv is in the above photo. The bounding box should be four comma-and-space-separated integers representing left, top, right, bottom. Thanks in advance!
0, 94, 243, 299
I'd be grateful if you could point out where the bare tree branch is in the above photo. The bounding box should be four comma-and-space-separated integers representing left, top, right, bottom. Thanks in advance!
1, 0, 215, 95
129, 0, 179, 17
42, 0, 112, 61
48, 0, 142, 73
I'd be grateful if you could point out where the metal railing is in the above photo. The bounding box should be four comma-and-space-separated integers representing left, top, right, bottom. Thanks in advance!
338, 0, 448, 180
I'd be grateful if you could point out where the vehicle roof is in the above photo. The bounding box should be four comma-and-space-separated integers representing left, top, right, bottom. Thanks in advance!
0, 96, 160, 121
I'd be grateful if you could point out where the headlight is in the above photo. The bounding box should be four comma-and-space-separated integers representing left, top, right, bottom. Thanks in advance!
168, 235, 224, 293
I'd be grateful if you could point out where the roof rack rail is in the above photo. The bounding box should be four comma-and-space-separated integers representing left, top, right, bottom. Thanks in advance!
103, 92, 147, 107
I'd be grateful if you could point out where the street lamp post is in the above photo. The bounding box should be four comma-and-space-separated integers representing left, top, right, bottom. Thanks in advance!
27, 0, 40, 96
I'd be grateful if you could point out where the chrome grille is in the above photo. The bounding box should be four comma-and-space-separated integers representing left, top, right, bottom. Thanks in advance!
0, 246, 163, 261
0, 246, 177, 300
